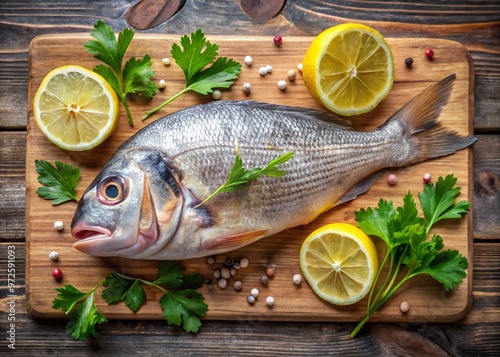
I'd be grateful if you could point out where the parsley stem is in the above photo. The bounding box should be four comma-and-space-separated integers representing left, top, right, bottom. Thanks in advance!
195, 185, 225, 208
142, 88, 190, 120
122, 97, 134, 128
367, 250, 392, 315
380, 245, 409, 300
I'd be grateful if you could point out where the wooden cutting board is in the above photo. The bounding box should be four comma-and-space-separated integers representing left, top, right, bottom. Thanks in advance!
26, 34, 474, 323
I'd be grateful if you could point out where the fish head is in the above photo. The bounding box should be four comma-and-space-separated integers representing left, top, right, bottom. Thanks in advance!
71, 148, 185, 257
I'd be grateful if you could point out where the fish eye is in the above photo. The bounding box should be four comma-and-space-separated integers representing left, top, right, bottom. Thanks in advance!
97, 176, 128, 205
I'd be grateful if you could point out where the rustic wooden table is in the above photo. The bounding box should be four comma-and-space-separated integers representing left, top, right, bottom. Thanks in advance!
1, 1, 499, 355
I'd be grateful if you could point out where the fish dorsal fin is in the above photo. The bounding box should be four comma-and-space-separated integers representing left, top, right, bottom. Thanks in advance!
202, 229, 270, 253
223, 100, 353, 130
335, 173, 382, 206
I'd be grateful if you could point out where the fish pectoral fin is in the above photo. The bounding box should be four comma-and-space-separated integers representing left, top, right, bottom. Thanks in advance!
335, 172, 382, 206
203, 229, 270, 252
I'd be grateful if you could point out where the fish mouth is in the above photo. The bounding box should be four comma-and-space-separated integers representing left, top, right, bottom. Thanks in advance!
72, 225, 112, 241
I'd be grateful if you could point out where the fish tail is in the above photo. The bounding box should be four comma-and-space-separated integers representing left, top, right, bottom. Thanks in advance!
380, 74, 477, 165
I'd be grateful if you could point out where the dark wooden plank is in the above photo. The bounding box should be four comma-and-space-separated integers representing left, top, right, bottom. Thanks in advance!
473, 135, 500, 239
1, 242, 498, 355
0, 132, 26, 242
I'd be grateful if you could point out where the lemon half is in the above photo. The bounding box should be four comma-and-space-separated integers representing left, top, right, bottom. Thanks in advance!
300, 223, 378, 305
302, 23, 394, 116
33, 65, 119, 151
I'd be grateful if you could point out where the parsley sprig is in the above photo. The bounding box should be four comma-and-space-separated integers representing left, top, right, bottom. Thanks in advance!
143, 29, 242, 120
350, 174, 469, 337
196, 151, 294, 207
35, 160, 80, 205
52, 261, 207, 340
84, 20, 157, 127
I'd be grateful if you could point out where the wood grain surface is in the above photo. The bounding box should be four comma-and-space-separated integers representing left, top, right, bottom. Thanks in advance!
1, 0, 499, 355
26, 34, 474, 322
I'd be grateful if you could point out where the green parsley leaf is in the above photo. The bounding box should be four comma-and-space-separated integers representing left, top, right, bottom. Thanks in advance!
52, 284, 87, 314
153, 261, 185, 287
66, 290, 107, 341
351, 174, 470, 338
84, 20, 157, 127
143, 29, 242, 120
102, 273, 146, 312
124, 279, 147, 312
35, 160, 80, 205
160, 289, 206, 333
196, 151, 294, 207
52, 283, 107, 341
419, 174, 470, 234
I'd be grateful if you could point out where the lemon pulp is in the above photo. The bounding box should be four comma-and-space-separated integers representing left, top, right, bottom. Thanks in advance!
33, 65, 119, 151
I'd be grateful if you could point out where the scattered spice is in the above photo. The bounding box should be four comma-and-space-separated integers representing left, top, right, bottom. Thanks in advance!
266, 296, 275, 307
162, 57, 171, 66
242, 82, 252, 95
425, 49, 434, 58
54, 220, 64, 231
52, 268, 63, 280
247, 295, 256, 304
405, 57, 413, 67
212, 89, 222, 100
259, 66, 268, 76
240, 258, 249, 268
400, 301, 410, 313
224, 257, 234, 267
233, 280, 243, 291
49, 251, 59, 261
265, 267, 275, 277
297, 63, 303, 72
387, 174, 397, 186
277, 80, 287, 90
287, 69, 297, 82
213, 269, 221, 279
260, 275, 269, 285
273, 35, 283, 47
221, 268, 230, 279
218, 278, 228, 289
244, 55, 253, 66
423, 173, 432, 183
265, 65, 273, 73
158, 79, 166, 89
250, 288, 259, 298
207, 256, 216, 265
293, 274, 302, 285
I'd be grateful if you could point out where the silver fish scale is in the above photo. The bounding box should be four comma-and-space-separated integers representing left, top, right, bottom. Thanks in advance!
126, 101, 395, 232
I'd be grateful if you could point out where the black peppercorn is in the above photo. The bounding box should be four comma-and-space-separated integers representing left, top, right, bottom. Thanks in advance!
405, 57, 414, 67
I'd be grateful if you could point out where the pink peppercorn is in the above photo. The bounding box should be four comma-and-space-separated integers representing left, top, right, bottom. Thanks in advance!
425, 49, 434, 58
52, 268, 63, 280
387, 174, 397, 186
423, 173, 432, 183
273, 35, 283, 47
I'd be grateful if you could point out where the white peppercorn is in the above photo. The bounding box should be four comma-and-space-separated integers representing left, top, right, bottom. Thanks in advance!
218, 278, 228, 289
54, 221, 64, 231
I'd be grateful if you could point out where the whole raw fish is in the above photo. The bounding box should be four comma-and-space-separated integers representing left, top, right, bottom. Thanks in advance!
71, 74, 476, 260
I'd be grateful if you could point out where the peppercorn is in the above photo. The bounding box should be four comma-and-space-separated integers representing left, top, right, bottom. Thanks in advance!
54, 220, 64, 231
240, 257, 249, 268
251, 288, 259, 297
220, 268, 230, 279
400, 301, 410, 313
265, 267, 275, 277
52, 268, 63, 280
247, 295, 256, 304
265, 65, 273, 74
242, 83, 251, 95
277, 80, 287, 90
293, 274, 302, 286
387, 174, 397, 186
212, 90, 222, 100
158, 79, 166, 89
423, 173, 432, 184
425, 49, 434, 59
233, 280, 243, 291
260, 275, 269, 285
273, 35, 283, 47
218, 278, 228, 289
266, 296, 275, 307
405, 57, 413, 67
48, 251, 59, 261
162, 57, 171, 66
287, 69, 297, 82
244, 55, 253, 66
206, 255, 216, 265
224, 256, 234, 267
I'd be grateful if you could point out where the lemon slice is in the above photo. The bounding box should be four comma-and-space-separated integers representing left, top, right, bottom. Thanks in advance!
33, 65, 119, 151
300, 223, 378, 305
302, 23, 394, 116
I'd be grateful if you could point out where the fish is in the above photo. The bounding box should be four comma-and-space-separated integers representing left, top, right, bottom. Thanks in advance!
71, 74, 477, 260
